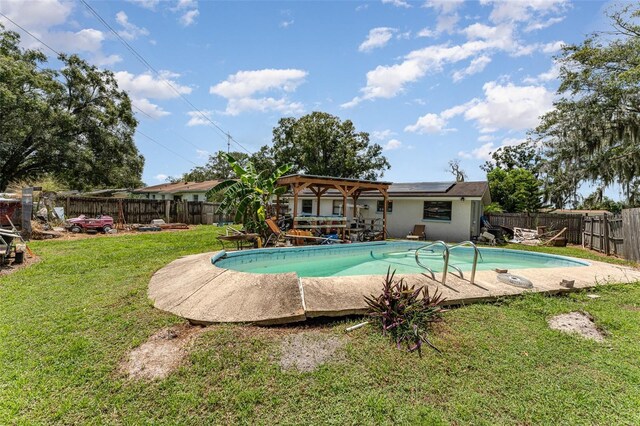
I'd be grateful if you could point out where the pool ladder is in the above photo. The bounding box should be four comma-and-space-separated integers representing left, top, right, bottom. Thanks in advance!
414, 240, 482, 285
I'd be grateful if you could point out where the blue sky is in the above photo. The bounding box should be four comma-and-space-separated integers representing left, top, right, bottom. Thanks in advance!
1, 0, 611, 186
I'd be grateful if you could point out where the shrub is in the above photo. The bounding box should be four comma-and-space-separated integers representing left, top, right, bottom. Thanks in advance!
364, 268, 445, 356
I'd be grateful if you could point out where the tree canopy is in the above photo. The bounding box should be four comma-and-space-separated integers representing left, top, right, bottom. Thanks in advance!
269, 112, 390, 180
486, 168, 543, 213
534, 4, 640, 208
0, 27, 144, 192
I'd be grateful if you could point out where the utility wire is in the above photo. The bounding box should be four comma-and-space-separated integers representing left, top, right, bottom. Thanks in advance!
136, 130, 199, 166
0, 12, 61, 56
2, 12, 212, 167
78, 0, 252, 154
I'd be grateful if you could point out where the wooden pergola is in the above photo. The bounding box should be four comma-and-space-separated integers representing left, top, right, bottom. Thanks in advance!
276, 174, 392, 239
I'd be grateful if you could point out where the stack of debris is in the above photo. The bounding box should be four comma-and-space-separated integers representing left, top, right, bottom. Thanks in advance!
509, 226, 567, 246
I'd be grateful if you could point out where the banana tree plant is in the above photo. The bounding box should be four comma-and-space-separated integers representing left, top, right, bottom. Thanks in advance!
206, 153, 291, 237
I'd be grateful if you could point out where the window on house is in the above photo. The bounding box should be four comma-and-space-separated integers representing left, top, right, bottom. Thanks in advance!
173, 195, 182, 201
193, 194, 199, 202
302, 199, 313, 214
161, 194, 165, 200
376, 200, 393, 213
151, 194, 156, 199
332, 200, 343, 215
423, 201, 452, 221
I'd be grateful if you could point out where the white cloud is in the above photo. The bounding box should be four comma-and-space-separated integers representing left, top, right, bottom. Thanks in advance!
224, 97, 304, 116
127, 0, 160, 10
180, 9, 199, 26
154, 173, 168, 181
452, 55, 491, 82
384, 139, 402, 150
371, 129, 395, 140
404, 113, 448, 134
186, 110, 214, 126
523, 61, 560, 84
280, 19, 294, 28
381, 0, 411, 8
116, 11, 149, 40
211, 69, 307, 98
344, 22, 526, 107
463, 81, 554, 132
485, 0, 569, 24
542, 40, 564, 53
458, 137, 525, 160
210, 69, 308, 116
115, 70, 192, 100
0, 0, 125, 65
359, 27, 397, 52
406, 81, 552, 136
416, 27, 435, 38
424, 0, 464, 34
132, 98, 170, 119
424, 0, 464, 14
174, 0, 196, 10
196, 149, 210, 159
524, 16, 564, 32
478, 134, 495, 142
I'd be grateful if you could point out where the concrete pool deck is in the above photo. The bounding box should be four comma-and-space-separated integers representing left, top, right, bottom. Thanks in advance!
149, 250, 640, 325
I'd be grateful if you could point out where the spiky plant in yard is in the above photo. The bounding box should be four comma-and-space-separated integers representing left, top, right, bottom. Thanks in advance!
364, 267, 446, 356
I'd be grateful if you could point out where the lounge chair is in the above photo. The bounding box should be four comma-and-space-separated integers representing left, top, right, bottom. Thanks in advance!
406, 224, 426, 240
265, 218, 342, 246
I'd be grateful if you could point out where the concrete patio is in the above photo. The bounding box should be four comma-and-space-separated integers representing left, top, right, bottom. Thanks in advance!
148, 250, 640, 325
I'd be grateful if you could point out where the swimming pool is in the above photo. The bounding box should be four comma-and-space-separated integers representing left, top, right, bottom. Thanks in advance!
213, 241, 590, 278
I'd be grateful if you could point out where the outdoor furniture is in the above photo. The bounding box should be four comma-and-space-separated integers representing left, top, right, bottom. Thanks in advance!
406, 224, 426, 240
217, 226, 259, 250
265, 218, 342, 246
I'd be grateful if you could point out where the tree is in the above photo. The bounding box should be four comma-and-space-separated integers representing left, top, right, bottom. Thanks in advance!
206, 154, 291, 237
534, 4, 640, 207
447, 159, 467, 182
269, 112, 390, 180
480, 142, 542, 175
577, 191, 624, 214
0, 27, 144, 192
487, 168, 543, 213
171, 151, 249, 182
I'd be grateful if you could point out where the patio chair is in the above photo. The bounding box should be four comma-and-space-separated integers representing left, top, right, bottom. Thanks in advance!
406, 224, 426, 240
265, 218, 342, 246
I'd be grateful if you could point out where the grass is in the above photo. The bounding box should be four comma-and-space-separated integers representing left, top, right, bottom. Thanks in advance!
0, 227, 639, 424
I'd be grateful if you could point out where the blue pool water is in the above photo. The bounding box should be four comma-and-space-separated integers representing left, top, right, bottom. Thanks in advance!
213, 241, 590, 278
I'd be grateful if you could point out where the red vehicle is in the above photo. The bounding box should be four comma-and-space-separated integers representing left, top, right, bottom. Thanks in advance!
65, 215, 114, 233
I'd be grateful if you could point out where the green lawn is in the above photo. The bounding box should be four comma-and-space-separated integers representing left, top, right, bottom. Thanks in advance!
1, 228, 639, 424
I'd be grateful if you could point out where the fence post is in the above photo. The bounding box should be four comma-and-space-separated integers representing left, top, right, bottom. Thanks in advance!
165, 200, 171, 223
603, 213, 610, 255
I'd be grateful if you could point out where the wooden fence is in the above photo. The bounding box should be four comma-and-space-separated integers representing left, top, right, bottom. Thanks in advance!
486, 212, 585, 244
62, 197, 233, 225
582, 214, 624, 256
582, 208, 640, 262
622, 208, 640, 262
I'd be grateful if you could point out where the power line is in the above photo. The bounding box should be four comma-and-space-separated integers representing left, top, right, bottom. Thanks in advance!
78, 0, 252, 154
0, 12, 61, 56
136, 130, 199, 166
2, 12, 216, 167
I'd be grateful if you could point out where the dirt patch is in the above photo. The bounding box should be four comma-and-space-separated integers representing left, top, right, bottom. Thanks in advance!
279, 331, 346, 372
623, 305, 640, 312
548, 311, 605, 342
121, 323, 205, 380
0, 254, 39, 276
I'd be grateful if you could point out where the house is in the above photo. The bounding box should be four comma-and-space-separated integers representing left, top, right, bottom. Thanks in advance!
133, 180, 221, 202
287, 181, 491, 242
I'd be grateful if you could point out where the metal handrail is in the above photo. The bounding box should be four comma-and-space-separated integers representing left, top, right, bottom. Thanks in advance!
448, 240, 483, 285
414, 240, 450, 284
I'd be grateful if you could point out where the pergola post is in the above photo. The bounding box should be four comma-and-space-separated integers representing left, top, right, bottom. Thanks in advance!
381, 188, 388, 240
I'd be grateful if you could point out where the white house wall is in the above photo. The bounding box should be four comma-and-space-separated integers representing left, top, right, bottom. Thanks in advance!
289, 196, 482, 242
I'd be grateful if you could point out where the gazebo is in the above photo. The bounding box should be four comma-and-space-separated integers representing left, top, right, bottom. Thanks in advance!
276, 174, 392, 240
